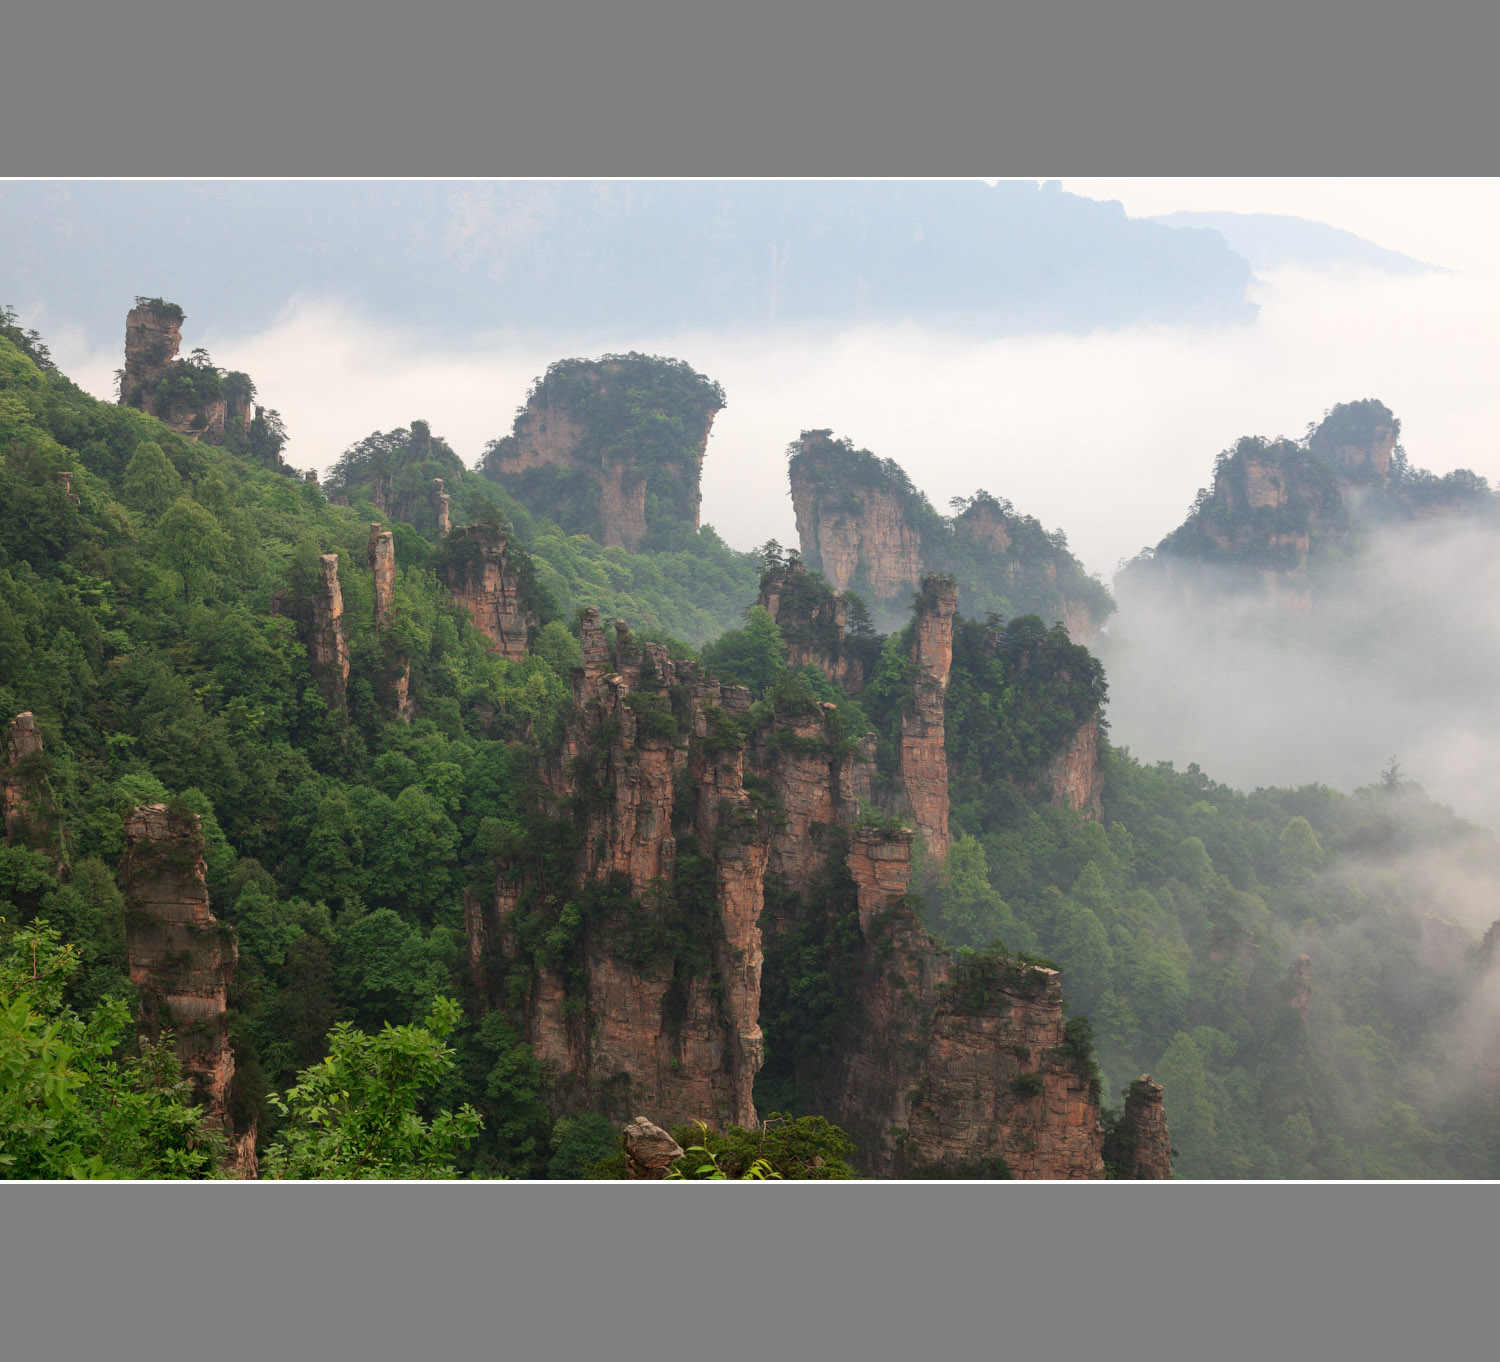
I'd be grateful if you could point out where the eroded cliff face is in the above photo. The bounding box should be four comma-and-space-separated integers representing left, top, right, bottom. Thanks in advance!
786, 434, 1111, 638
120, 302, 183, 413
895, 577, 956, 861
368, 524, 396, 629
757, 561, 868, 693
808, 827, 1107, 1178
790, 458, 924, 601
467, 588, 1126, 1174
1106, 1077, 1174, 1179
955, 499, 1107, 646
310, 554, 350, 711
119, 301, 230, 439
752, 703, 869, 904
1045, 714, 1104, 817
367, 524, 413, 720
1308, 403, 1399, 490
120, 803, 252, 1171
442, 523, 533, 662
480, 359, 722, 551
272, 554, 351, 717
472, 609, 768, 1130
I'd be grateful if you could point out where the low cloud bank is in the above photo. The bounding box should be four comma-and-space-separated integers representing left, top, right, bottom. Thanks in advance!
40, 263, 1500, 585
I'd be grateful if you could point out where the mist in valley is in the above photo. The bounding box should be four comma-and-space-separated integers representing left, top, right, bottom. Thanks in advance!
11, 177, 1500, 1175
1101, 514, 1500, 837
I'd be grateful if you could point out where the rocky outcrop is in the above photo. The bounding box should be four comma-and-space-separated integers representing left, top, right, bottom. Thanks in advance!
1045, 714, 1104, 817
894, 576, 956, 861
310, 554, 350, 712
1061, 600, 1101, 647
4, 712, 45, 839
367, 524, 412, 720
789, 434, 1112, 639
1118, 398, 1498, 619
474, 609, 769, 1131
432, 478, 451, 537
120, 803, 248, 1165
120, 300, 183, 412
623, 1116, 685, 1178
1288, 954, 1312, 1029
955, 497, 1107, 646
810, 827, 1107, 1178
790, 447, 924, 602
1121, 434, 1349, 618
470, 590, 1127, 1175
757, 561, 867, 692
441, 522, 532, 662
118, 300, 230, 439
4, 711, 68, 872
367, 524, 396, 629
273, 554, 350, 715
1106, 1077, 1174, 1178
1308, 400, 1399, 490
479, 356, 723, 551
752, 703, 869, 907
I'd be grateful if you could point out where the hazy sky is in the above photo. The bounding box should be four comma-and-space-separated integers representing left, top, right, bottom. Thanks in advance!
1059, 178, 1499, 272
46, 178, 1500, 580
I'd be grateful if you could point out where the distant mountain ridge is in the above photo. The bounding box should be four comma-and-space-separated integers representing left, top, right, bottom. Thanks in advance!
1151, 210, 1442, 276
2, 180, 1257, 348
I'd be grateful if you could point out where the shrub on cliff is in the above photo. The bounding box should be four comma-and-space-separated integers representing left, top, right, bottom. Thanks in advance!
259, 996, 481, 1179
0, 918, 228, 1178
665, 1114, 858, 1179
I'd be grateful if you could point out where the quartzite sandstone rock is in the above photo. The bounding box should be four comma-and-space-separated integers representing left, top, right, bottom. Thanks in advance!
623, 1117, 686, 1178
1107, 1076, 1174, 1179
310, 554, 350, 711
481, 363, 721, 551
367, 523, 396, 629
120, 301, 183, 414
1045, 713, 1104, 818
812, 826, 1107, 1178
757, 561, 867, 692
472, 608, 769, 1131
442, 523, 532, 661
895, 576, 957, 861
468, 590, 1128, 1176
790, 457, 924, 601
120, 803, 249, 1166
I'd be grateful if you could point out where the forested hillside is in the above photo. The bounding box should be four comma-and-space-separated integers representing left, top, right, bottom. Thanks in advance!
4, 313, 1500, 1179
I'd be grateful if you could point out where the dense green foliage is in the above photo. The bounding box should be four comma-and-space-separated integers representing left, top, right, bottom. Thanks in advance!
1, 918, 227, 1178
324, 422, 472, 538
667, 1114, 858, 1179
7, 323, 1500, 1180
260, 996, 482, 1179
945, 613, 1108, 833
327, 421, 762, 647
919, 744, 1500, 1178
